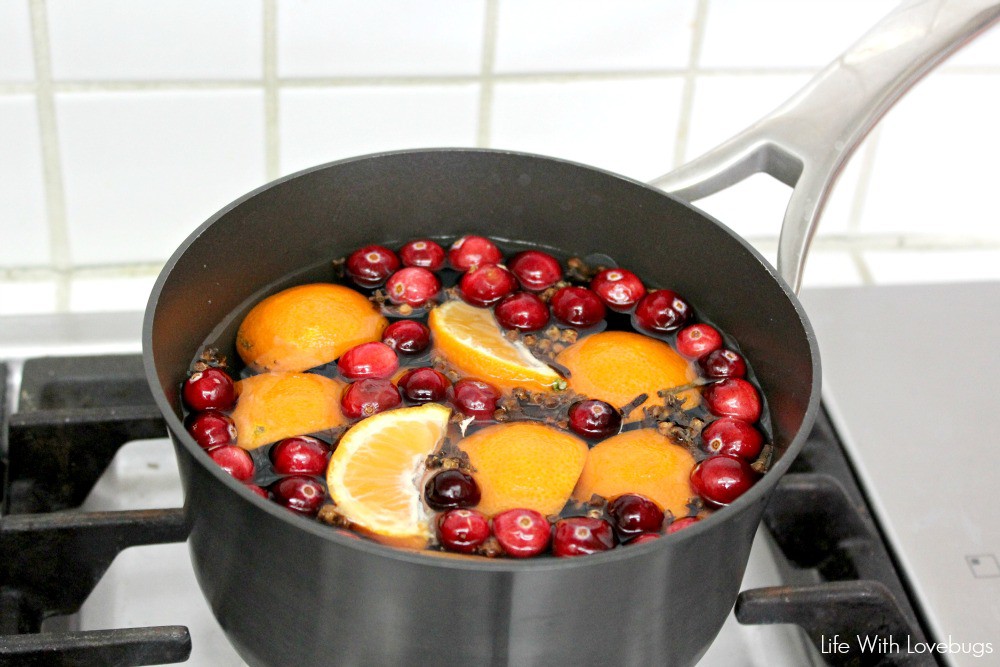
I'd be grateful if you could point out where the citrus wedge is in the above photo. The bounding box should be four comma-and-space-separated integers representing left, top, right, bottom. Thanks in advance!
231, 372, 347, 450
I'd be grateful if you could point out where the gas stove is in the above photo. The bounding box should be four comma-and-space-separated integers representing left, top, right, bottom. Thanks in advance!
1, 283, 997, 666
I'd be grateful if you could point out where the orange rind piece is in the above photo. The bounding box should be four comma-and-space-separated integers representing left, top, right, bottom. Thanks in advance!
231, 371, 347, 450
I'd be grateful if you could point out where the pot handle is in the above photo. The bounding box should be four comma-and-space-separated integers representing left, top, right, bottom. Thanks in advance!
648, 0, 1000, 293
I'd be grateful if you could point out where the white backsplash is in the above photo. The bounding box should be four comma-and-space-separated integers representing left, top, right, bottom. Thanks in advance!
3, 0, 1000, 315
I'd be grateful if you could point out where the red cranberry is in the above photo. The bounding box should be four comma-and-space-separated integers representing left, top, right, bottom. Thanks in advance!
425, 469, 481, 510
382, 319, 431, 354
666, 516, 701, 534
553, 517, 615, 557
567, 399, 621, 439
271, 475, 326, 516
448, 235, 502, 272
492, 508, 551, 558
702, 378, 762, 422
209, 445, 254, 482
608, 494, 665, 539
245, 483, 269, 499
341, 378, 402, 419
633, 290, 692, 332
590, 268, 646, 312
699, 348, 747, 379
437, 509, 491, 553
459, 264, 517, 307
398, 367, 450, 403
549, 286, 605, 328
676, 323, 723, 359
337, 341, 399, 380
507, 250, 562, 292
185, 410, 237, 449
701, 418, 763, 460
691, 455, 758, 507
450, 378, 500, 421
270, 436, 330, 476
629, 533, 661, 545
183, 367, 236, 412
494, 292, 550, 331
386, 267, 440, 307
346, 245, 400, 288
399, 239, 445, 271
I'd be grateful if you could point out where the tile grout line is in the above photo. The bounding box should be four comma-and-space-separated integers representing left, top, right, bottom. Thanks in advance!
672, 0, 710, 171
263, 0, 280, 180
475, 0, 500, 148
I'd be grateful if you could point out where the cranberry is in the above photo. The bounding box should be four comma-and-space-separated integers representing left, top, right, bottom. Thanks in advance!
398, 367, 450, 403
701, 417, 763, 460
629, 533, 661, 545
425, 469, 481, 510
337, 341, 399, 380
459, 264, 517, 307
507, 250, 562, 292
608, 494, 665, 539
209, 445, 254, 482
437, 509, 491, 554
691, 455, 757, 507
567, 399, 621, 440
448, 235, 502, 271
450, 378, 500, 421
702, 378, 762, 422
666, 516, 701, 534
271, 475, 326, 516
553, 517, 615, 557
245, 483, 269, 499
675, 323, 723, 359
494, 292, 550, 331
385, 267, 441, 307
590, 268, 646, 312
492, 508, 551, 558
399, 239, 445, 271
341, 378, 402, 418
699, 348, 747, 379
185, 410, 237, 449
382, 319, 431, 354
346, 245, 400, 288
270, 436, 330, 476
633, 290, 691, 333
549, 286, 605, 328
182, 367, 236, 412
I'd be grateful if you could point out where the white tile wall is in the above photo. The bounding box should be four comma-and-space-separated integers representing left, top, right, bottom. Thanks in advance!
0, 95, 50, 267
0, 0, 34, 82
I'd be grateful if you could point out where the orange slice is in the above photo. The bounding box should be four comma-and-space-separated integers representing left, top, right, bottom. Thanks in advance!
458, 422, 588, 517
572, 428, 696, 519
428, 299, 562, 391
231, 372, 347, 450
236, 283, 388, 373
326, 403, 451, 548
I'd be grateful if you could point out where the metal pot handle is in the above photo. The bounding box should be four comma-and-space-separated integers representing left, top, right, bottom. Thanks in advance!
649, 0, 1000, 293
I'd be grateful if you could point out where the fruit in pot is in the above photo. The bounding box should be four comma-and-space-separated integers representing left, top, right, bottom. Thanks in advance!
492, 508, 551, 558
437, 509, 491, 554
340, 378, 402, 419
549, 286, 605, 328
633, 289, 692, 333
448, 235, 502, 271
607, 494, 665, 540
459, 264, 518, 307
425, 469, 481, 510
270, 436, 330, 476
675, 323, 723, 359
397, 367, 450, 403
209, 444, 255, 482
449, 378, 501, 421
230, 372, 347, 450
271, 475, 326, 516
701, 418, 763, 460
507, 250, 562, 292
493, 292, 550, 332
381, 320, 431, 354
337, 342, 399, 380
183, 367, 235, 412
698, 348, 747, 379
702, 378, 762, 422
567, 399, 622, 440
386, 267, 441, 307
690, 455, 758, 507
553, 517, 615, 557
590, 268, 646, 312
346, 245, 400, 288
185, 410, 237, 449
399, 239, 445, 271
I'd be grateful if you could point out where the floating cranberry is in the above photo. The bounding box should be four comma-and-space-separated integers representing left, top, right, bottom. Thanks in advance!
608, 494, 665, 539
448, 235, 502, 271
633, 290, 691, 332
185, 410, 237, 449
382, 319, 431, 354
270, 436, 330, 476
437, 509, 491, 554
385, 267, 441, 307
450, 378, 500, 421
271, 475, 326, 516
590, 268, 646, 312
675, 324, 723, 359
399, 239, 445, 271
567, 399, 621, 440
398, 367, 450, 403
459, 264, 517, 307
507, 250, 562, 292
425, 469, 481, 510
549, 286, 605, 328
245, 483, 269, 499
183, 367, 236, 412
702, 378, 762, 422
209, 445, 254, 482
346, 245, 400, 288
629, 533, 661, 545
492, 508, 551, 558
701, 417, 763, 460
341, 378, 402, 419
699, 348, 747, 379
666, 516, 701, 534
494, 292, 550, 331
691, 455, 757, 507
553, 517, 615, 557
337, 342, 399, 380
